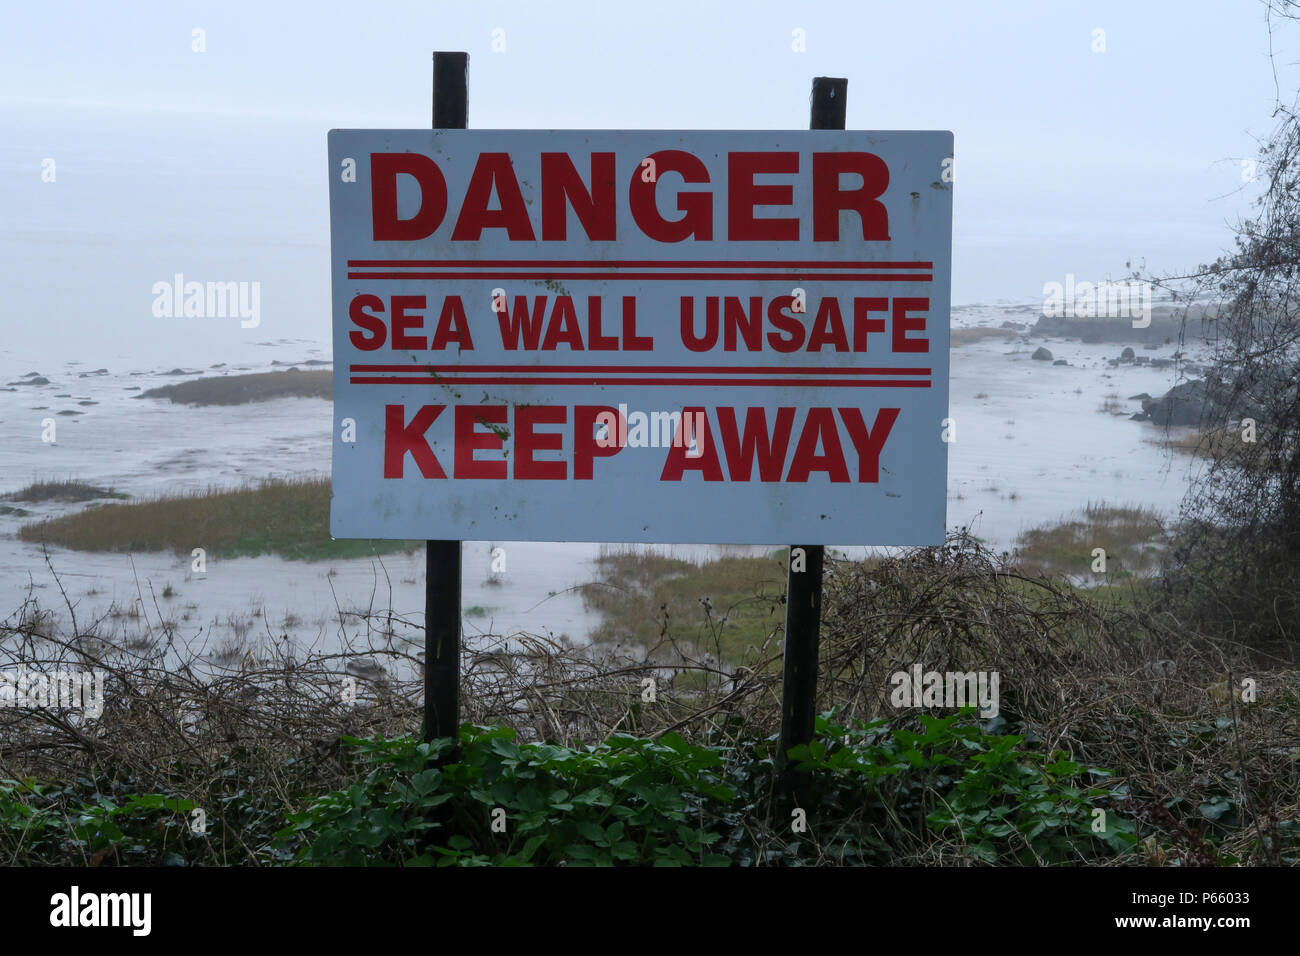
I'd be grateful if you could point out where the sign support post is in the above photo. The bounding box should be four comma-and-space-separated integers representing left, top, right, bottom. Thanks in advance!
777, 76, 847, 785
423, 51, 469, 746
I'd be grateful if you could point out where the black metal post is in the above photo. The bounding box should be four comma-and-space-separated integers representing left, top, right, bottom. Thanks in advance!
777, 76, 846, 782
423, 51, 468, 745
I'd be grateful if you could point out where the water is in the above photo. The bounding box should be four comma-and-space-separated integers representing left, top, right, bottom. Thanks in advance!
0, 106, 1207, 656
0, 318, 1204, 657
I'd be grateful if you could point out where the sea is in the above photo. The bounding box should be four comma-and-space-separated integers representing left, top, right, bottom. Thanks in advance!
0, 105, 1208, 662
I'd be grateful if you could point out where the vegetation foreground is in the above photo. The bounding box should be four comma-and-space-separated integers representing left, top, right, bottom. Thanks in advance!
1, 534, 1296, 866
2, 718, 1137, 867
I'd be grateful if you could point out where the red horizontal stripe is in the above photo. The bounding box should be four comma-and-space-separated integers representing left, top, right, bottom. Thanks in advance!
347, 271, 931, 281
349, 364, 931, 375
347, 259, 933, 269
349, 375, 930, 387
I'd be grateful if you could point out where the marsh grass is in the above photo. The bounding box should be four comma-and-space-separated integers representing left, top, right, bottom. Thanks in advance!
1146, 425, 1278, 473
1098, 397, 1127, 416
1013, 503, 1167, 579
575, 510, 1172, 671
18, 476, 420, 561
3, 480, 128, 503
579, 547, 796, 665
138, 370, 331, 406
1150, 428, 1214, 456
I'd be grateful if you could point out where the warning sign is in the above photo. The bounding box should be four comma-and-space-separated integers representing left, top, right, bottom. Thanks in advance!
327, 129, 952, 544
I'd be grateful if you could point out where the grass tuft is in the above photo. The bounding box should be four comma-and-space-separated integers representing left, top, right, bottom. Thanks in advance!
3, 480, 128, 503
18, 476, 418, 562
1013, 503, 1166, 580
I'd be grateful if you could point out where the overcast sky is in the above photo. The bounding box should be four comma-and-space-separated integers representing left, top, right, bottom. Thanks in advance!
1, 0, 1294, 358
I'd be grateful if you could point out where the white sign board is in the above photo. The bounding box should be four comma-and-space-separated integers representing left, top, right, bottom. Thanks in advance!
328, 130, 952, 545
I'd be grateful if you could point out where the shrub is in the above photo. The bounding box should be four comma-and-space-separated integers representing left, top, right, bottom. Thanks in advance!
274, 715, 1137, 867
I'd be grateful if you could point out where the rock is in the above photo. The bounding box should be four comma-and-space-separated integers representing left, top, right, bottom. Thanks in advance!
1130, 412, 1148, 421
1032, 347, 1053, 361
1141, 377, 1265, 427
1128, 392, 1151, 401
6, 376, 50, 386
1143, 343, 1159, 350
1000, 320, 1025, 330
1151, 358, 1174, 369
1053, 359, 1069, 365
1120, 347, 1136, 361
1031, 311, 1185, 344
1134, 356, 1150, 366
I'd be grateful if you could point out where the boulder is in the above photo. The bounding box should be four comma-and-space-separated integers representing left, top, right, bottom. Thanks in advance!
1031, 310, 1185, 344
1032, 347, 1053, 361
1140, 378, 1265, 428
1120, 347, 1136, 361
1053, 359, 1069, 366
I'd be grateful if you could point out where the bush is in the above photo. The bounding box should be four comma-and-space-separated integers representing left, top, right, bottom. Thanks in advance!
0, 778, 197, 866
784, 713, 1137, 865
276, 727, 737, 866
274, 716, 1137, 867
